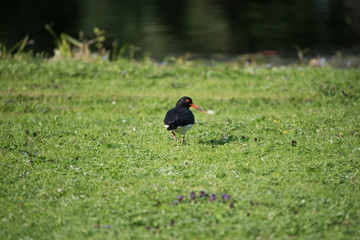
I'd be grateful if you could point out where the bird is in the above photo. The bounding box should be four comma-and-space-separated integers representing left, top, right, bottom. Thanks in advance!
164, 96, 206, 145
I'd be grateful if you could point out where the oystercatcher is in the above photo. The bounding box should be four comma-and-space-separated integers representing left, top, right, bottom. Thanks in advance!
164, 96, 206, 145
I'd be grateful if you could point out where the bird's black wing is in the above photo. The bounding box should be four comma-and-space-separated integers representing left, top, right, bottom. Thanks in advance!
164, 107, 194, 130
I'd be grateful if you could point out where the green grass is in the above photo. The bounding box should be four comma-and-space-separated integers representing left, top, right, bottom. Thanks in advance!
0, 59, 359, 239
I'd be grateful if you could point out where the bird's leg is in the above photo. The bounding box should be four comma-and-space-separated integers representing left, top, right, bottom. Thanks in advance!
170, 130, 177, 141
181, 134, 185, 145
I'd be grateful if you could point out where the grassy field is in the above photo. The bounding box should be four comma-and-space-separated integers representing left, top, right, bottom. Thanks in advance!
0, 58, 359, 239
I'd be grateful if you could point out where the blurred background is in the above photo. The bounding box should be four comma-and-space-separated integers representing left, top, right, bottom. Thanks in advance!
1, 0, 359, 61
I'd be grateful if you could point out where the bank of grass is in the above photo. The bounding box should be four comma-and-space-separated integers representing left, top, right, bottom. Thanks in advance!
0, 58, 359, 239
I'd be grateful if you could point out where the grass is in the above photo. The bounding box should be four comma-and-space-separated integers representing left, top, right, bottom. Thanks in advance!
0, 58, 359, 239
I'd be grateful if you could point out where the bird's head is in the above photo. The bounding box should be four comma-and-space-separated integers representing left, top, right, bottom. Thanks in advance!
176, 96, 207, 113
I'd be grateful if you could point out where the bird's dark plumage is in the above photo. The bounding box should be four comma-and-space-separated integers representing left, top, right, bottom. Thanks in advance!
164, 104, 195, 130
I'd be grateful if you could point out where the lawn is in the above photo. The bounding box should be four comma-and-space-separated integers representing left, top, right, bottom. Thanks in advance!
0, 58, 359, 239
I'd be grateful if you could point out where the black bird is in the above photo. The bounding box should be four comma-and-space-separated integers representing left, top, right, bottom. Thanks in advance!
164, 96, 206, 145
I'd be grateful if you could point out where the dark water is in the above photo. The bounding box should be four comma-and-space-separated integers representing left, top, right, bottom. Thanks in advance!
1, 0, 359, 60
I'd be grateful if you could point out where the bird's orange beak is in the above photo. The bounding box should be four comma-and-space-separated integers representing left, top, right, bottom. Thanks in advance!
191, 103, 207, 113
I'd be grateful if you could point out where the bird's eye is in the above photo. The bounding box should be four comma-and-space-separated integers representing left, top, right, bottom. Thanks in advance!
186, 99, 190, 102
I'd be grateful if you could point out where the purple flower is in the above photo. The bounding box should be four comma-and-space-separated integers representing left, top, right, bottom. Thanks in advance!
229, 203, 234, 209
200, 190, 208, 197
177, 195, 184, 202
170, 219, 175, 226
172, 200, 178, 206
190, 191, 196, 201
209, 194, 217, 202
221, 194, 231, 201
145, 226, 150, 231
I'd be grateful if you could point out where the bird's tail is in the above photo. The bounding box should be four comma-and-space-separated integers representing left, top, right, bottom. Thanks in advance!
166, 125, 176, 131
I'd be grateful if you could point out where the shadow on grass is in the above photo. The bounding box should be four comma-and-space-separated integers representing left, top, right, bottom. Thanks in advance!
199, 135, 249, 146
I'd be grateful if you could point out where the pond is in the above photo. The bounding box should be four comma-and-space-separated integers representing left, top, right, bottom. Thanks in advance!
0, 0, 359, 60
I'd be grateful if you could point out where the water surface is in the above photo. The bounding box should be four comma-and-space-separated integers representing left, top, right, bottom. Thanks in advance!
1, 0, 359, 60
